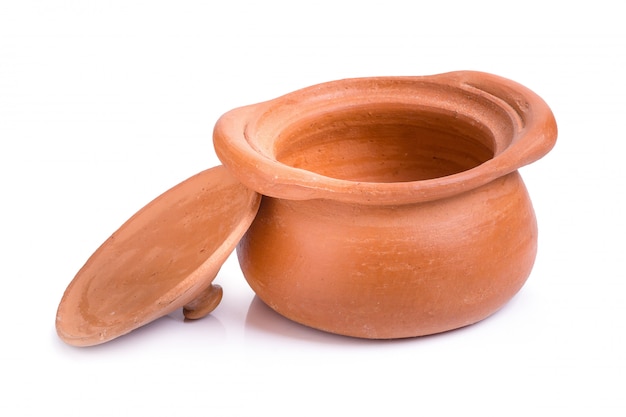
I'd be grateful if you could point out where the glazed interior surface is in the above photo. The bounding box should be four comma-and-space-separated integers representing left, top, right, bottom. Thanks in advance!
274, 105, 495, 182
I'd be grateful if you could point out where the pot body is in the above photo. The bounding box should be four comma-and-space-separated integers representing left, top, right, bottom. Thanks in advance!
237, 171, 536, 338
214, 71, 557, 338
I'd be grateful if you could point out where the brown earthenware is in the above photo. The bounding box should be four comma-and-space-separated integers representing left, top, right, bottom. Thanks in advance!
57, 71, 557, 346
213, 71, 557, 338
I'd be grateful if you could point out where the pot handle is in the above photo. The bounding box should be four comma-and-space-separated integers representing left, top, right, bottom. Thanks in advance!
214, 104, 331, 201
436, 71, 558, 169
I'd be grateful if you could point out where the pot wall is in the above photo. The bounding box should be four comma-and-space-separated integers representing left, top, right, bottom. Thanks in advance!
237, 170, 537, 338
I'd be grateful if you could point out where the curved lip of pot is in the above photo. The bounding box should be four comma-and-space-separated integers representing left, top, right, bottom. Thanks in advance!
213, 71, 557, 205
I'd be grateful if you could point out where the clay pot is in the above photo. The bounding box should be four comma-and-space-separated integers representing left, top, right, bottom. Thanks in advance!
213, 71, 557, 338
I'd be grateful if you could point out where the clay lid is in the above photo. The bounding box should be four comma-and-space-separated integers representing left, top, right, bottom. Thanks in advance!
56, 166, 261, 347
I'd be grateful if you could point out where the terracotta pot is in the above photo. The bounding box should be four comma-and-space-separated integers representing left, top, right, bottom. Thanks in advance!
214, 71, 557, 338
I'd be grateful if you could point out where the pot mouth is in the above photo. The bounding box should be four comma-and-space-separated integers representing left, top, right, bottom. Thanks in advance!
214, 71, 557, 204
272, 104, 495, 184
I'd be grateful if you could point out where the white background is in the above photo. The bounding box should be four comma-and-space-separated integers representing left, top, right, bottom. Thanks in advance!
2, 1, 624, 415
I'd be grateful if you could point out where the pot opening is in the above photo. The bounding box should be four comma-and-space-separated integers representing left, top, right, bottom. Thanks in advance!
274, 105, 495, 183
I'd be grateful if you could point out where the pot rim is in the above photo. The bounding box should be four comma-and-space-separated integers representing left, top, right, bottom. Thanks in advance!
213, 71, 557, 205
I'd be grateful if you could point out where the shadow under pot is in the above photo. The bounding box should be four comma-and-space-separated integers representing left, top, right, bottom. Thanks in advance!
214, 71, 557, 339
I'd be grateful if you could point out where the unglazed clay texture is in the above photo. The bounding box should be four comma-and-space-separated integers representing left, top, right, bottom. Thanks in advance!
56, 71, 557, 345
56, 166, 260, 346
214, 71, 557, 338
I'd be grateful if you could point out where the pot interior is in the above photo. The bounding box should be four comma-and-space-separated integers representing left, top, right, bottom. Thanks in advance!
274, 105, 495, 182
